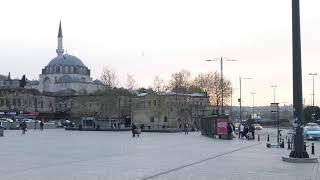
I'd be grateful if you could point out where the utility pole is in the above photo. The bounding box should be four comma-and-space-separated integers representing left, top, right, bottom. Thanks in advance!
271, 85, 277, 103
309, 73, 317, 107
206, 57, 236, 115
251, 92, 256, 120
239, 77, 251, 122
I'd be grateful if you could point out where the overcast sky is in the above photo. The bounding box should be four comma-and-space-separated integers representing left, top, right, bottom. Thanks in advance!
0, 0, 320, 106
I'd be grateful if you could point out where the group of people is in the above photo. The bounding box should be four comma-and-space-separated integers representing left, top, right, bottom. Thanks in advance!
20, 120, 44, 134
238, 123, 255, 140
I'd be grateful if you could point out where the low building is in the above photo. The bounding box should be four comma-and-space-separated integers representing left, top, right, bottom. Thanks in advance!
132, 92, 209, 129
0, 88, 56, 121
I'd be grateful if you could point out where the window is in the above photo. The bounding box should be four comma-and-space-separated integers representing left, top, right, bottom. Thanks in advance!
164, 116, 168, 122
150, 117, 154, 123
153, 100, 157, 106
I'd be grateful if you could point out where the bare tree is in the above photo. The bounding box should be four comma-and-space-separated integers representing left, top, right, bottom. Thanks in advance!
152, 75, 166, 92
126, 74, 138, 90
192, 71, 232, 106
169, 69, 191, 93
100, 66, 118, 88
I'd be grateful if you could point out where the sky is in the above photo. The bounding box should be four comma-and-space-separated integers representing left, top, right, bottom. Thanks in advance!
0, 0, 320, 107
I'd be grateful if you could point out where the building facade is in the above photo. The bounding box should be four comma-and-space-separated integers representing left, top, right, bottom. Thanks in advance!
132, 92, 209, 129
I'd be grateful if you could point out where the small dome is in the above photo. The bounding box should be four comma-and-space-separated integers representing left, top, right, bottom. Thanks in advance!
48, 54, 86, 67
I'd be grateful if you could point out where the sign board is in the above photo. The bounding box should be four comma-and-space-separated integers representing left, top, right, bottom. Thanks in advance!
270, 103, 279, 113
216, 118, 228, 135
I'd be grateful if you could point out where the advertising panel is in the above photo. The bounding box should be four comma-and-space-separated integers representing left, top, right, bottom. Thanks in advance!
216, 118, 228, 135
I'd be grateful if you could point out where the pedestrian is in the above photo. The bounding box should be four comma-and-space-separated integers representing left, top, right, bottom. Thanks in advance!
40, 121, 44, 131
243, 125, 249, 139
132, 123, 136, 137
249, 124, 255, 140
239, 124, 244, 139
184, 123, 189, 135
227, 123, 233, 139
21, 121, 27, 134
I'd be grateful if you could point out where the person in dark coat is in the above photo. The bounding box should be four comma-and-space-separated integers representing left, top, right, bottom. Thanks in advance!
243, 125, 249, 139
21, 121, 27, 134
132, 124, 137, 137
227, 123, 233, 139
184, 123, 189, 135
249, 124, 255, 140
40, 121, 44, 131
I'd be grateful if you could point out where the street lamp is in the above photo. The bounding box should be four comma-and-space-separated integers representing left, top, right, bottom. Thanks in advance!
270, 85, 277, 103
206, 57, 236, 115
308, 73, 317, 107
239, 77, 251, 122
251, 92, 256, 120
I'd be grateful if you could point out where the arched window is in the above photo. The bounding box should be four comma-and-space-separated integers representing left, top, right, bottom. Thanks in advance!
56, 66, 60, 73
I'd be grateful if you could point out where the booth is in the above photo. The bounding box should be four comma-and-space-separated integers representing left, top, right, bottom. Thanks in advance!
200, 115, 232, 139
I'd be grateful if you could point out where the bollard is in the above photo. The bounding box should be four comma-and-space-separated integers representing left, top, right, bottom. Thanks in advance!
0, 128, 3, 137
267, 134, 270, 142
312, 143, 315, 155
288, 139, 291, 149
258, 134, 260, 141
304, 142, 306, 151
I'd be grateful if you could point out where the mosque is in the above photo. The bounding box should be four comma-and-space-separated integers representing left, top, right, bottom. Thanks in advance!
28, 22, 103, 94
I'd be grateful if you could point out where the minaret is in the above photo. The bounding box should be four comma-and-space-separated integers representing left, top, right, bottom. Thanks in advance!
56, 21, 64, 56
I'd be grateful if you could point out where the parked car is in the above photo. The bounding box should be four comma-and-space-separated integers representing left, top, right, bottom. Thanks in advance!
306, 123, 319, 127
253, 124, 263, 130
304, 125, 320, 140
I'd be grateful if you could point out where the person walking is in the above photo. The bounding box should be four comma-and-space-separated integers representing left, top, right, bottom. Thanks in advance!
239, 124, 244, 139
132, 124, 137, 137
249, 124, 255, 140
21, 121, 27, 134
184, 123, 189, 135
227, 123, 233, 139
40, 121, 44, 131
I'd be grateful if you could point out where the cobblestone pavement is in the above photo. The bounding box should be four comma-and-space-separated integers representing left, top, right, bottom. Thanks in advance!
0, 128, 319, 180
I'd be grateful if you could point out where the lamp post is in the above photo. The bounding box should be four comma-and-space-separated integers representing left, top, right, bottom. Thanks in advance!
239, 77, 251, 122
270, 85, 277, 103
251, 92, 256, 120
206, 57, 236, 115
290, 0, 309, 158
309, 73, 317, 107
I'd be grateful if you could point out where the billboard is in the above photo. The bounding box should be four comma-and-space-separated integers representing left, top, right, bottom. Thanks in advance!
216, 118, 228, 135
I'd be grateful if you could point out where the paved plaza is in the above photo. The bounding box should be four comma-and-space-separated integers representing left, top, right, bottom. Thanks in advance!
1, 128, 320, 180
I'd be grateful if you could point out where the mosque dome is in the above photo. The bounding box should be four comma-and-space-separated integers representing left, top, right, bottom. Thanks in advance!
48, 54, 86, 67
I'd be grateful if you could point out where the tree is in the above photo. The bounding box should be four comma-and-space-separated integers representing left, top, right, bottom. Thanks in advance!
192, 71, 232, 106
126, 74, 138, 90
169, 69, 191, 93
100, 66, 118, 88
152, 75, 166, 92
303, 106, 320, 124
